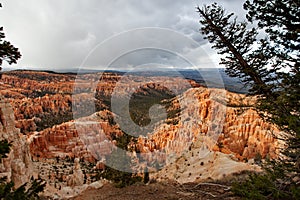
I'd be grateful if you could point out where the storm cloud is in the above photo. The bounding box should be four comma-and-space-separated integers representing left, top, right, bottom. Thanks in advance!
0, 0, 245, 70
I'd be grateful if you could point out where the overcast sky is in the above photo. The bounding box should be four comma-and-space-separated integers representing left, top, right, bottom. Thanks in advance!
1, 0, 246, 71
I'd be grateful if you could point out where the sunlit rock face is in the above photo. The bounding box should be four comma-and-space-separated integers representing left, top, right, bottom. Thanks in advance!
0, 96, 33, 188
29, 88, 279, 169
135, 88, 279, 183
137, 88, 280, 162
28, 110, 123, 162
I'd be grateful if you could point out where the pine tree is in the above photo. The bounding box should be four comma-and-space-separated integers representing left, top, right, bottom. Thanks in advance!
0, 140, 11, 159
0, 3, 21, 79
197, 0, 299, 199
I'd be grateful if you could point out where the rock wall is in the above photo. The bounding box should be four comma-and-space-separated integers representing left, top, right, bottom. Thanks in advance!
28, 87, 280, 166
29, 110, 122, 162
1, 70, 280, 165
137, 88, 280, 161
0, 96, 33, 188
67, 158, 84, 187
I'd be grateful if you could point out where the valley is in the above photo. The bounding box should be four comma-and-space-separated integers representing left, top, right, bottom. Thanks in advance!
0, 70, 282, 199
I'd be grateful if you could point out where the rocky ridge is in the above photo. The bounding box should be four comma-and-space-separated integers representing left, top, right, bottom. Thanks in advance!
137, 87, 279, 163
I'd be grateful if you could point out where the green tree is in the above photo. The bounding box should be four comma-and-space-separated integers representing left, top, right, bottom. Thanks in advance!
0, 3, 21, 78
0, 24, 21, 65
0, 1, 20, 167
0, 140, 11, 159
0, 140, 46, 199
197, 0, 299, 199
0, 178, 46, 200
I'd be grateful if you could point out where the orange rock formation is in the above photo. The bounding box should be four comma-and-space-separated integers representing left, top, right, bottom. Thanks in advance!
1, 70, 280, 164
0, 96, 33, 188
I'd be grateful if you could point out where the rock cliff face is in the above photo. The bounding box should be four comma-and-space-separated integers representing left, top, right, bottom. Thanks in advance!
0, 72, 75, 134
0, 96, 33, 188
1, 70, 280, 166
1, 71, 198, 134
153, 141, 261, 184
28, 87, 280, 166
137, 88, 280, 162
0, 70, 284, 198
67, 158, 84, 186
29, 110, 123, 162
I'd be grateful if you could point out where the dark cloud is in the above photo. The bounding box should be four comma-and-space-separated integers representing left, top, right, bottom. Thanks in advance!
0, 0, 246, 70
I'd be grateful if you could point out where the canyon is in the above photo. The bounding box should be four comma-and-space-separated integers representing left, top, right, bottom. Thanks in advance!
0, 70, 282, 198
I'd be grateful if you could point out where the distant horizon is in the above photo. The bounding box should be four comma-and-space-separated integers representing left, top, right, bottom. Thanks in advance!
2, 67, 248, 94
2, 66, 226, 73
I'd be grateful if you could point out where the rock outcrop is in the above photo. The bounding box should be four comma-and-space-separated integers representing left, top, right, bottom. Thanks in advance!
0, 70, 284, 199
29, 110, 122, 162
67, 158, 84, 186
28, 87, 280, 170
153, 141, 261, 184
0, 96, 33, 188
1, 70, 281, 168
137, 88, 280, 163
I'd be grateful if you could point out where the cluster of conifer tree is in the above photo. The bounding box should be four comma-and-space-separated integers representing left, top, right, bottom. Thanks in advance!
197, 0, 299, 199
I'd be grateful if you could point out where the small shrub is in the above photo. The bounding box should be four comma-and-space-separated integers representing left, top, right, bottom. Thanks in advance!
0, 140, 11, 159
0, 178, 46, 200
99, 166, 142, 188
232, 170, 300, 200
